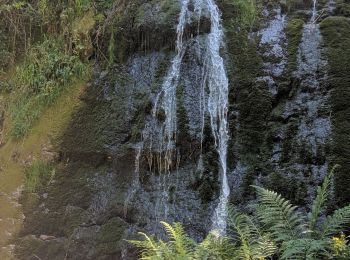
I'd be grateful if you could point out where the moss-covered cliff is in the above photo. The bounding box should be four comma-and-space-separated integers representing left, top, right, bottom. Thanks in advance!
0, 0, 349, 259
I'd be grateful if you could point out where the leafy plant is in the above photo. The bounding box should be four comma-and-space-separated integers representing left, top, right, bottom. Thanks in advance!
9, 37, 89, 138
130, 167, 350, 259
222, 0, 258, 31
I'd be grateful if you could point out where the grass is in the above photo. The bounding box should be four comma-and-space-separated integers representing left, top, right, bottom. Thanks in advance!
7, 37, 89, 138
25, 160, 54, 193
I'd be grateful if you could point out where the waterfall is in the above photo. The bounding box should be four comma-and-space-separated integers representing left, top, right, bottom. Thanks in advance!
140, 0, 230, 235
311, 0, 317, 23
281, 0, 331, 202
124, 144, 142, 216
205, 0, 230, 235
153, 0, 190, 171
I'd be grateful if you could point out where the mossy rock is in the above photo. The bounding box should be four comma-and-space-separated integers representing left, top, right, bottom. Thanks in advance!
320, 16, 350, 207
264, 171, 308, 205
285, 18, 304, 72
95, 217, 128, 256
62, 206, 89, 237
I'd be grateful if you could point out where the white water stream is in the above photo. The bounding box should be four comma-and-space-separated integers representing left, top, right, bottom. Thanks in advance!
138, 0, 230, 235
204, 0, 230, 235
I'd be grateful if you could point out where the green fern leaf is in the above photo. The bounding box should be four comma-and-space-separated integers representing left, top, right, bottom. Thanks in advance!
321, 205, 350, 238
309, 166, 338, 234
160, 221, 194, 258
252, 185, 304, 242
281, 239, 329, 260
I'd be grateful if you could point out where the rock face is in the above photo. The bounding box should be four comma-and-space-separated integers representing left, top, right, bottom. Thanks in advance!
15, 0, 350, 259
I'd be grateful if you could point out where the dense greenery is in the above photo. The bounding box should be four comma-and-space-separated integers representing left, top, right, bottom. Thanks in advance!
8, 38, 88, 138
0, 0, 96, 137
131, 169, 350, 259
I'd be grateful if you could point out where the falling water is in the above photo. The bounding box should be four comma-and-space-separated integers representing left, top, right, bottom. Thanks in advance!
281, 0, 331, 202
153, 0, 190, 171
205, 0, 230, 235
311, 0, 317, 23
124, 144, 142, 216
142, 0, 230, 235
284, 0, 329, 156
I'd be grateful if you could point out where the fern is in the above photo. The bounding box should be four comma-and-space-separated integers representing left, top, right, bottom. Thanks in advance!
129, 169, 350, 260
308, 166, 337, 234
160, 221, 194, 258
321, 205, 350, 238
228, 209, 276, 259
129, 232, 163, 260
195, 232, 236, 260
253, 186, 304, 242
251, 235, 277, 259
228, 210, 258, 259
281, 239, 329, 259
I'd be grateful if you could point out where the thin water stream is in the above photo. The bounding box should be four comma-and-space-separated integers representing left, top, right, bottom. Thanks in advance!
146, 0, 230, 235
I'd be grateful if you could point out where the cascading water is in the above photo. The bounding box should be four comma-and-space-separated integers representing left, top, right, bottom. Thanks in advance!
205, 0, 230, 235
281, 0, 331, 199
124, 144, 142, 216
293, 0, 331, 158
311, 0, 318, 24
138, 0, 230, 235
153, 0, 190, 171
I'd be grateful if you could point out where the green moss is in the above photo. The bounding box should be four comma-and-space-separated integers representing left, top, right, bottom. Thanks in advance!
265, 171, 308, 205
285, 18, 304, 72
15, 235, 65, 260
333, 0, 350, 17
283, 0, 313, 13
62, 206, 88, 236
320, 16, 350, 207
96, 217, 127, 255
176, 84, 190, 141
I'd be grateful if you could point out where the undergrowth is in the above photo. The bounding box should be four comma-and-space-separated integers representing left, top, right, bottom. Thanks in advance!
8, 38, 89, 138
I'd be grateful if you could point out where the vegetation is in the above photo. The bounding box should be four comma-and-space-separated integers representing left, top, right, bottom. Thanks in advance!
25, 160, 54, 193
0, 0, 96, 138
285, 18, 304, 72
8, 38, 88, 138
130, 168, 350, 259
220, 0, 258, 31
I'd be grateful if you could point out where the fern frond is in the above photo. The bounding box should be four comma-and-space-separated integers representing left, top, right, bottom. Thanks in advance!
321, 205, 350, 238
280, 239, 329, 260
309, 165, 338, 234
252, 185, 304, 242
251, 234, 277, 259
128, 232, 162, 260
160, 221, 194, 257
195, 231, 236, 260
228, 208, 266, 259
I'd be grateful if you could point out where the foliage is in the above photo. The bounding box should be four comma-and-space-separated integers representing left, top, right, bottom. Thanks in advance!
221, 0, 258, 31
129, 221, 237, 260
8, 38, 88, 138
130, 167, 350, 259
25, 160, 54, 193
0, 0, 96, 69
